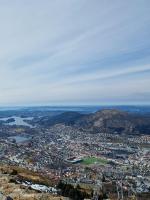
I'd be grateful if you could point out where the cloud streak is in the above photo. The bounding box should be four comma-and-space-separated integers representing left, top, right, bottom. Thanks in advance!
0, 0, 150, 105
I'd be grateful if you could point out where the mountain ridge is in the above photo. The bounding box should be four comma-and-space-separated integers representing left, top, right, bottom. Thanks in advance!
34, 109, 150, 135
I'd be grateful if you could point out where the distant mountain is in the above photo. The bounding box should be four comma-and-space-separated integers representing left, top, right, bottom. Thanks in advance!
36, 111, 85, 126
36, 109, 150, 135
75, 109, 150, 135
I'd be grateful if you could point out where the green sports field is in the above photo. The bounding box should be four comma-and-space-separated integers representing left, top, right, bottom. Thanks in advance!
81, 157, 108, 165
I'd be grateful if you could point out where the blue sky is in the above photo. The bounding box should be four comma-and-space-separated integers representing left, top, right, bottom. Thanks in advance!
0, 0, 150, 106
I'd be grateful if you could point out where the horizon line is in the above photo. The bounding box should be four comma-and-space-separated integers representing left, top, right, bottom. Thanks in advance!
0, 104, 150, 108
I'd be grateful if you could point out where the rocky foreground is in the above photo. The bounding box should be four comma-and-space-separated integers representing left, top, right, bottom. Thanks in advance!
0, 166, 64, 200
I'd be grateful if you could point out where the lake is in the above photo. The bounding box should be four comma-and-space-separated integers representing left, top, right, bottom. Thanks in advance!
8, 135, 31, 143
0, 116, 33, 127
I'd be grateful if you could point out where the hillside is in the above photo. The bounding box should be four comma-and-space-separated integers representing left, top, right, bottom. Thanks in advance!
34, 111, 84, 126
35, 109, 150, 135
0, 165, 63, 200
75, 109, 150, 134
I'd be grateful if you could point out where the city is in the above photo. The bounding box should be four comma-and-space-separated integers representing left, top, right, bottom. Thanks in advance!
0, 107, 149, 199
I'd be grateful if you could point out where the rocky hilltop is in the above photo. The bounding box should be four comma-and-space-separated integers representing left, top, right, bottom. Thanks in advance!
0, 165, 63, 200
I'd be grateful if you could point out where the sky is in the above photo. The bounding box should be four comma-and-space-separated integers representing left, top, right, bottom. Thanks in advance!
0, 0, 150, 106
